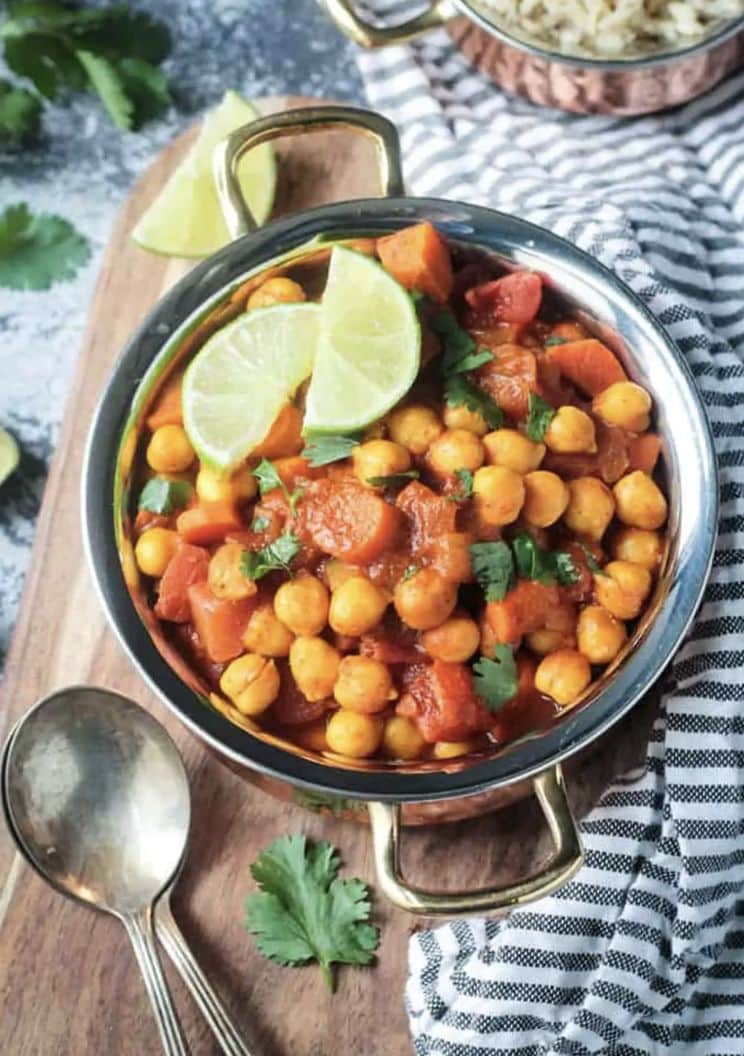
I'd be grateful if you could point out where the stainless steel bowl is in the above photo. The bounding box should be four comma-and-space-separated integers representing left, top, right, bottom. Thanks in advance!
319, 0, 744, 115
83, 106, 718, 916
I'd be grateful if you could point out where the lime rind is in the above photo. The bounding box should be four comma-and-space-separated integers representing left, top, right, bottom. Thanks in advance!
0, 426, 19, 486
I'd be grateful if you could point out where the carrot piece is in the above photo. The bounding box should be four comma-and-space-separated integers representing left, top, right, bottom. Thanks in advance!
396, 660, 489, 743
377, 222, 453, 303
549, 321, 587, 343
485, 580, 561, 644
299, 477, 401, 564
465, 272, 542, 324
154, 543, 209, 623
187, 581, 257, 663
548, 339, 627, 396
176, 501, 242, 546
396, 480, 457, 553
253, 404, 304, 460
146, 374, 183, 430
474, 343, 537, 420
272, 456, 323, 491
628, 433, 662, 474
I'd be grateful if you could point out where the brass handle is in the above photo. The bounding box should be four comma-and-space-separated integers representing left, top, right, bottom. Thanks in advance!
213, 105, 404, 241
318, 0, 456, 48
368, 765, 583, 916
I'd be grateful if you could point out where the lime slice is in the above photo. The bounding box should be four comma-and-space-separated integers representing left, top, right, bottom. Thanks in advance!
0, 426, 19, 486
303, 246, 420, 434
132, 90, 277, 258
183, 303, 320, 471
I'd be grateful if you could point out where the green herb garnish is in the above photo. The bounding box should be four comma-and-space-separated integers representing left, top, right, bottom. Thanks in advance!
253, 458, 303, 513
525, 392, 556, 443
367, 470, 420, 488
401, 564, 419, 582
443, 374, 503, 430
302, 432, 362, 468
473, 644, 519, 712
244, 834, 380, 992
240, 531, 300, 580
430, 308, 493, 374
449, 467, 474, 504
578, 541, 605, 575
0, 202, 89, 290
0, 79, 41, 142
512, 532, 578, 586
470, 540, 515, 602
250, 514, 270, 533
138, 478, 192, 516
545, 336, 568, 347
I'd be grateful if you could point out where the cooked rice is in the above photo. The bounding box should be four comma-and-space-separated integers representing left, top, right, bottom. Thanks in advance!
475, 0, 744, 57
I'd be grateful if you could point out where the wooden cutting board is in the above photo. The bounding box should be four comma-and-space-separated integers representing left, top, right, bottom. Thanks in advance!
0, 96, 657, 1056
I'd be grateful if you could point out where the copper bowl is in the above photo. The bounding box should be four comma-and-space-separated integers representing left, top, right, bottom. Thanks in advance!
319, 0, 744, 115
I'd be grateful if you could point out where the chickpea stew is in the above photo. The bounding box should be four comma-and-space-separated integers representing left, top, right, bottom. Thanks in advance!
127, 223, 668, 767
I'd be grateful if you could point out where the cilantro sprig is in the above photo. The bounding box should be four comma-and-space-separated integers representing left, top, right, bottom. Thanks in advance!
302, 432, 362, 468
240, 531, 300, 580
545, 336, 568, 347
525, 392, 556, 443
578, 541, 605, 575
443, 373, 503, 429
367, 469, 419, 488
253, 458, 302, 513
473, 644, 519, 712
0, 78, 40, 142
430, 309, 493, 374
449, 467, 474, 504
0, 203, 89, 290
512, 532, 578, 586
138, 478, 192, 516
470, 541, 515, 602
244, 834, 379, 992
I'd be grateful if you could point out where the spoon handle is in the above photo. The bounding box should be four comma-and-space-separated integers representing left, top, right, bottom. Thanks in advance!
156, 899, 254, 1056
123, 907, 190, 1056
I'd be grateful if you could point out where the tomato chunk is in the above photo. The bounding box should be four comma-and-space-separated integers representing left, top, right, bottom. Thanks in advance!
187, 581, 256, 663
397, 660, 490, 743
474, 343, 537, 420
377, 222, 453, 303
273, 665, 327, 725
485, 580, 561, 644
544, 423, 629, 484
396, 480, 457, 553
300, 478, 400, 564
628, 433, 662, 474
548, 338, 627, 396
155, 543, 209, 623
465, 272, 542, 324
176, 501, 242, 546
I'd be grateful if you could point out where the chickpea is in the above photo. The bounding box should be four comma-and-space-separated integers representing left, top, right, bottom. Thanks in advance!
333, 656, 393, 714
388, 404, 443, 455
323, 559, 363, 593
611, 527, 662, 571
577, 605, 627, 665
483, 429, 545, 474
594, 560, 652, 620
329, 576, 388, 637
382, 716, 426, 760
289, 636, 341, 701
429, 532, 474, 583
220, 654, 279, 716
534, 649, 591, 708
545, 406, 597, 454
443, 403, 489, 436
208, 542, 258, 601
433, 741, 473, 759
613, 471, 668, 530
326, 710, 382, 759
146, 424, 194, 474
564, 477, 615, 541
593, 381, 651, 432
428, 428, 485, 476
523, 471, 570, 527
247, 276, 306, 310
134, 527, 178, 577
274, 573, 329, 637
527, 627, 576, 656
422, 616, 480, 663
472, 465, 525, 526
242, 603, 294, 657
393, 567, 458, 631
196, 465, 257, 504
353, 439, 411, 487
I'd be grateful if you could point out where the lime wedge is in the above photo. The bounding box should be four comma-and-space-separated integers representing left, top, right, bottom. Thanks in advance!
183, 303, 320, 471
0, 426, 19, 486
132, 90, 276, 258
303, 246, 420, 434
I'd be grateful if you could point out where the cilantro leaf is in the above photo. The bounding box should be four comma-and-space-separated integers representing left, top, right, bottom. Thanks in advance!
0, 202, 89, 290
401, 563, 418, 582
302, 432, 361, 468
443, 373, 503, 430
473, 644, 519, 712
430, 308, 493, 374
366, 469, 419, 488
240, 531, 300, 580
552, 550, 580, 586
245, 834, 379, 991
512, 532, 578, 586
250, 514, 270, 533
0, 78, 41, 141
545, 336, 568, 347
470, 540, 515, 602
252, 458, 303, 512
138, 478, 192, 515
578, 541, 605, 575
75, 48, 132, 129
451, 467, 473, 503
525, 392, 555, 443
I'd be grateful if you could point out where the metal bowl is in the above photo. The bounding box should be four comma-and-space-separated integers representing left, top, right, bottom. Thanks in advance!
82, 106, 718, 915
319, 0, 744, 115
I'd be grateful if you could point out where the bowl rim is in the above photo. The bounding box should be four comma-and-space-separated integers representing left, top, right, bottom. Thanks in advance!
454, 0, 744, 70
82, 196, 718, 803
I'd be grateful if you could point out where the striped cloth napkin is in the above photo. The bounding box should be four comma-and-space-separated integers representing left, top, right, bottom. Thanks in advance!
353, 5, 744, 1054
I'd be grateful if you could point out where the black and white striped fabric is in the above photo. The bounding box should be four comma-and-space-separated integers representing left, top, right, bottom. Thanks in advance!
354, 4, 744, 1053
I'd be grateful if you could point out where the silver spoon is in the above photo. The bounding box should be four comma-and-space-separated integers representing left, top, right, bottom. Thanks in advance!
2, 686, 253, 1056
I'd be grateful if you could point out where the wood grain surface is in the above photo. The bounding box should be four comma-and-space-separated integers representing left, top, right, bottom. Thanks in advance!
0, 96, 657, 1056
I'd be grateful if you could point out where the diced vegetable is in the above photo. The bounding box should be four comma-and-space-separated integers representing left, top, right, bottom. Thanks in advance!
300, 478, 401, 564
377, 221, 453, 303
176, 501, 242, 545
548, 339, 627, 396
465, 272, 542, 324
154, 543, 209, 623
146, 373, 183, 430
188, 581, 257, 663
272, 666, 328, 726
474, 344, 537, 420
628, 432, 661, 474
485, 580, 561, 643
396, 660, 489, 743
396, 480, 457, 553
